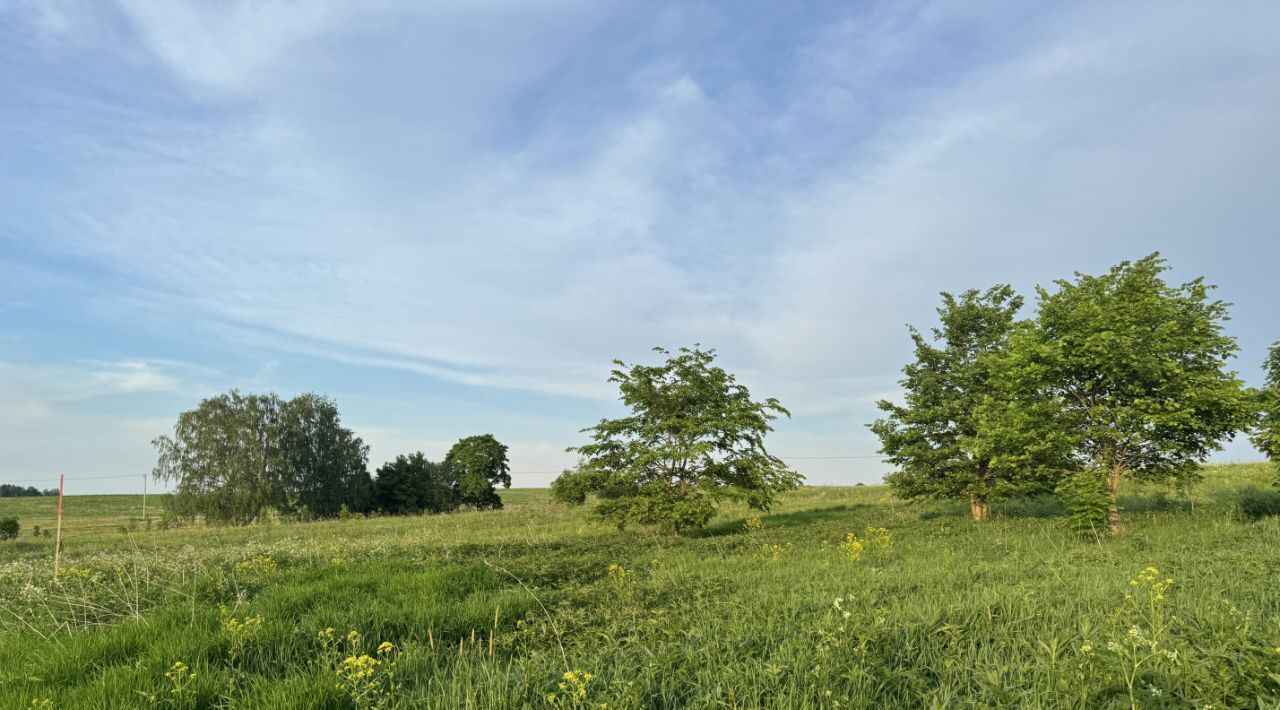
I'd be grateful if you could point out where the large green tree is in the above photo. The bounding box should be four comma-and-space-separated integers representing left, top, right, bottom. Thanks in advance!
1251, 340, 1280, 486
1001, 254, 1253, 534
280, 393, 372, 517
153, 390, 371, 524
872, 286, 1061, 520
372, 452, 453, 514
153, 391, 288, 524
443, 434, 511, 510
552, 346, 801, 534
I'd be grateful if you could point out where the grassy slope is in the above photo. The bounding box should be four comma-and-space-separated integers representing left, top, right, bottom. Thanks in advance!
0, 464, 1278, 708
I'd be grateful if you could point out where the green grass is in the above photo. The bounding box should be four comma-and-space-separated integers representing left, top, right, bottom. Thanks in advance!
2, 465, 1280, 708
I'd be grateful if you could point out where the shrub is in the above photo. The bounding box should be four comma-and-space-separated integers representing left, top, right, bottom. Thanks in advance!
0, 517, 19, 540
1055, 471, 1110, 539
1235, 489, 1280, 520
550, 472, 590, 505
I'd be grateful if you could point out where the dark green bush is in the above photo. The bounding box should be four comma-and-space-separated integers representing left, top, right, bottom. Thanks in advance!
1236, 489, 1280, 520
0, 517, 18, 540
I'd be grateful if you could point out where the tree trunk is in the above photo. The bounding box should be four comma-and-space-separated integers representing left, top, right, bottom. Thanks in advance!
1106, 464, 1124, 535
969, 494, 989, 522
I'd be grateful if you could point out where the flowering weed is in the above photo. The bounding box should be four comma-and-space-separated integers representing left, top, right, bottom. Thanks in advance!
1105, 566, 1180, 710
324, 629, 400, 709
762, 542, 793, 561
547, 669, 604, 707
235, 556, 278, 574
164, 661, 196, 707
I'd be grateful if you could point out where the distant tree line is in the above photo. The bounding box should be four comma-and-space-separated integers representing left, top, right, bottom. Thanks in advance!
152, 390, 510, 525
872, 253, 1276, 536
0, 485, 58, 498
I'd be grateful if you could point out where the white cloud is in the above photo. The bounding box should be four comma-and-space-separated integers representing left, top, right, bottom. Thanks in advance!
4, 1, 1278, 486
83, 360, 182, 395
0, 359, 204, 489
0, 359, 193, 402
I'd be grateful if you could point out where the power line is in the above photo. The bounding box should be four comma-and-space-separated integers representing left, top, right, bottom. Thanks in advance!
1, 473, 143, 484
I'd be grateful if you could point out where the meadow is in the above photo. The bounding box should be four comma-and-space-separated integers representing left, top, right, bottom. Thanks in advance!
2, 464, 1279, 708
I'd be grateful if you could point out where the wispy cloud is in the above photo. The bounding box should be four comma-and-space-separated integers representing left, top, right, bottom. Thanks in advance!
0, 359, 198, 403
2, 1, 1277, 487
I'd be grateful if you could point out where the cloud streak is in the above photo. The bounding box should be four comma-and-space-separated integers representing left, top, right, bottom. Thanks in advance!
2, 1, 1277, 487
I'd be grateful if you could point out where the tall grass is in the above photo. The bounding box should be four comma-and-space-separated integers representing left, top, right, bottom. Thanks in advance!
1, 465, 1278, 707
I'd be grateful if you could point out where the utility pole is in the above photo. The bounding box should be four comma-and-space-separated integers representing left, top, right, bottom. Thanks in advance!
142, 475, 148, 527
53, 474, 64, 578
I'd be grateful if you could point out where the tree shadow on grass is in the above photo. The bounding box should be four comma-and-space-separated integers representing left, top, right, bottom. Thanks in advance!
914, 490, 1198, 522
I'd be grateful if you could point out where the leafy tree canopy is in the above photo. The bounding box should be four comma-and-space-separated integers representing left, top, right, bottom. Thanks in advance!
552, 346, 800, 534
373, 452, 452, 515
280, 393, 372, 518
872, 285, 1064, 520
1251, 340, 1280, 485
999, 254, 1253, 533
444, 434, 511, 510
152, 390, 371, 524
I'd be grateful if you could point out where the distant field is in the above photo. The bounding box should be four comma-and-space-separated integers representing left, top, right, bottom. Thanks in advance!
2, 465, 1279, 708
0, 488, 551, 548
0, 493, 153, 543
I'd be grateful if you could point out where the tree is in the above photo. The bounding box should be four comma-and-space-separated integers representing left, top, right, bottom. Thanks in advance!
153, 391, 289, 525
443, 435, 511, 510
372, 452, 452, 514
552, 346, 801, 535
1002, 254, 1253, 534
872, 285, 1061, 520
0, 485, 50, 498
153, 390, 372, 524
280, 394, 372, 518
1251, 340, 1280, 486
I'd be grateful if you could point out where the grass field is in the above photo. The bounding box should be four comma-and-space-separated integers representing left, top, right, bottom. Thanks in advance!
2, 464, 1279, 708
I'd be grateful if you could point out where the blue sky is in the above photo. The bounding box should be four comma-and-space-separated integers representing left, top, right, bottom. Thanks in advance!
2, 1, 1278, 493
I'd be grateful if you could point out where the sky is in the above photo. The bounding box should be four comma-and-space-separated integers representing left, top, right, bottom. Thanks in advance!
1, 1, 1278, 494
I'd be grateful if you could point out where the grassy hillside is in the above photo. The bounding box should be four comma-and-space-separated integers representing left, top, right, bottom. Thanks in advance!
1, 463, 1278, 708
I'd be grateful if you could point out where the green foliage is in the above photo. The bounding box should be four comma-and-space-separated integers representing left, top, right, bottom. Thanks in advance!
372, 453, 454, 515
5, 466, 1280, 708
1251, 340, 1280, 487
372, 437, 510, 515
555, 346, 800, 534
443, 435, 511, 510
0, 485, 56, 498
549, 469, 590, 505
873, 286, 1063, 519
998, 254, 1253, 533
0, 517, 17, 540
1235, 488, 1280, 520
279, 393, 373, 518
152, 390, 371, 525
1053, 470, 1110, 538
